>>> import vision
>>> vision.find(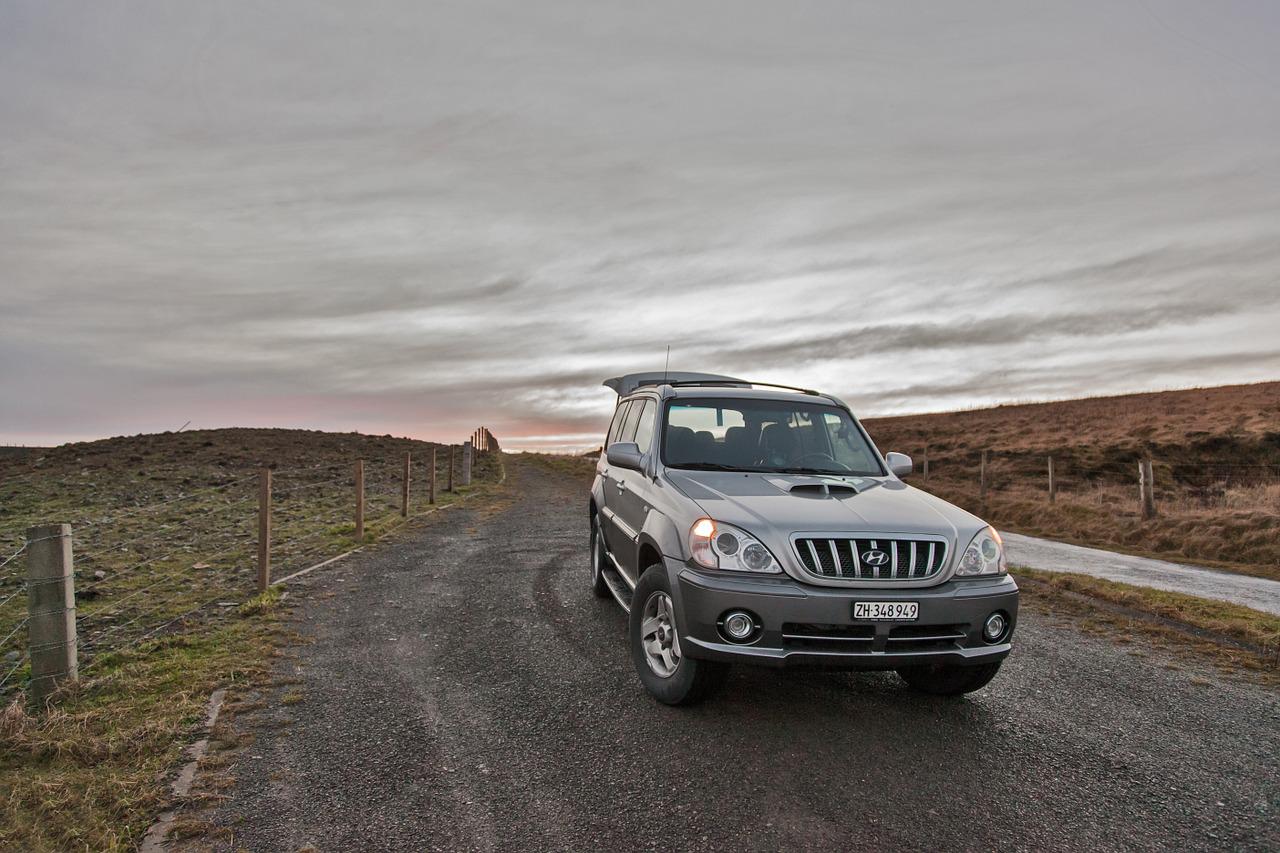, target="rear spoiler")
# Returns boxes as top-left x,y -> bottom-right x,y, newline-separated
603,371 -> 747,398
